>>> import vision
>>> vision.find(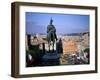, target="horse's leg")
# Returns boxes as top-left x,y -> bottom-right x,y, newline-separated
48,42 -> 50,52
52,41 -> 54,53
